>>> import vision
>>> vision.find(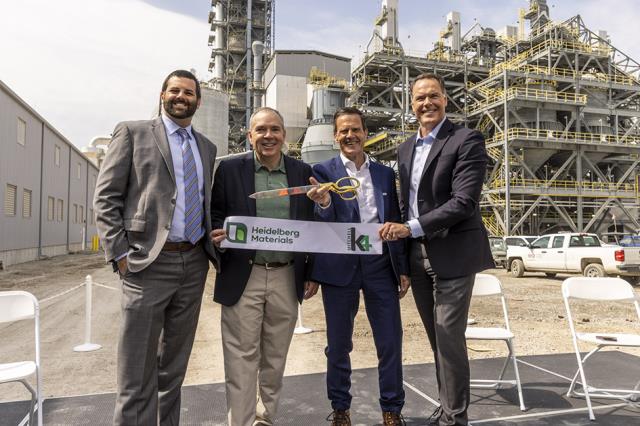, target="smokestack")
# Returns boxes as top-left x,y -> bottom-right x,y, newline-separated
252,41 -> 265,109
